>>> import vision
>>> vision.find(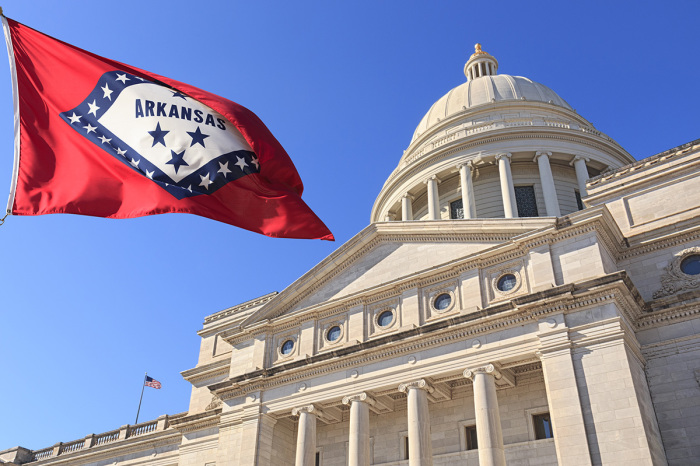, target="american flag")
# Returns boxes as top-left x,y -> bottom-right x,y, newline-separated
144,376 -> 162,389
